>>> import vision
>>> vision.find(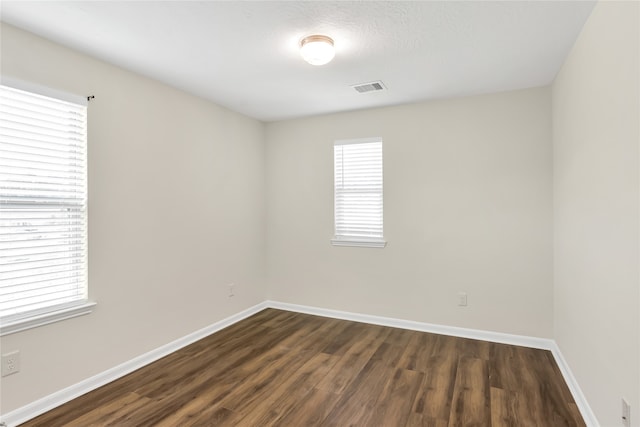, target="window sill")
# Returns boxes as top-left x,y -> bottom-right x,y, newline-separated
331,238 -> 387,248
0,301 -> 97,336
